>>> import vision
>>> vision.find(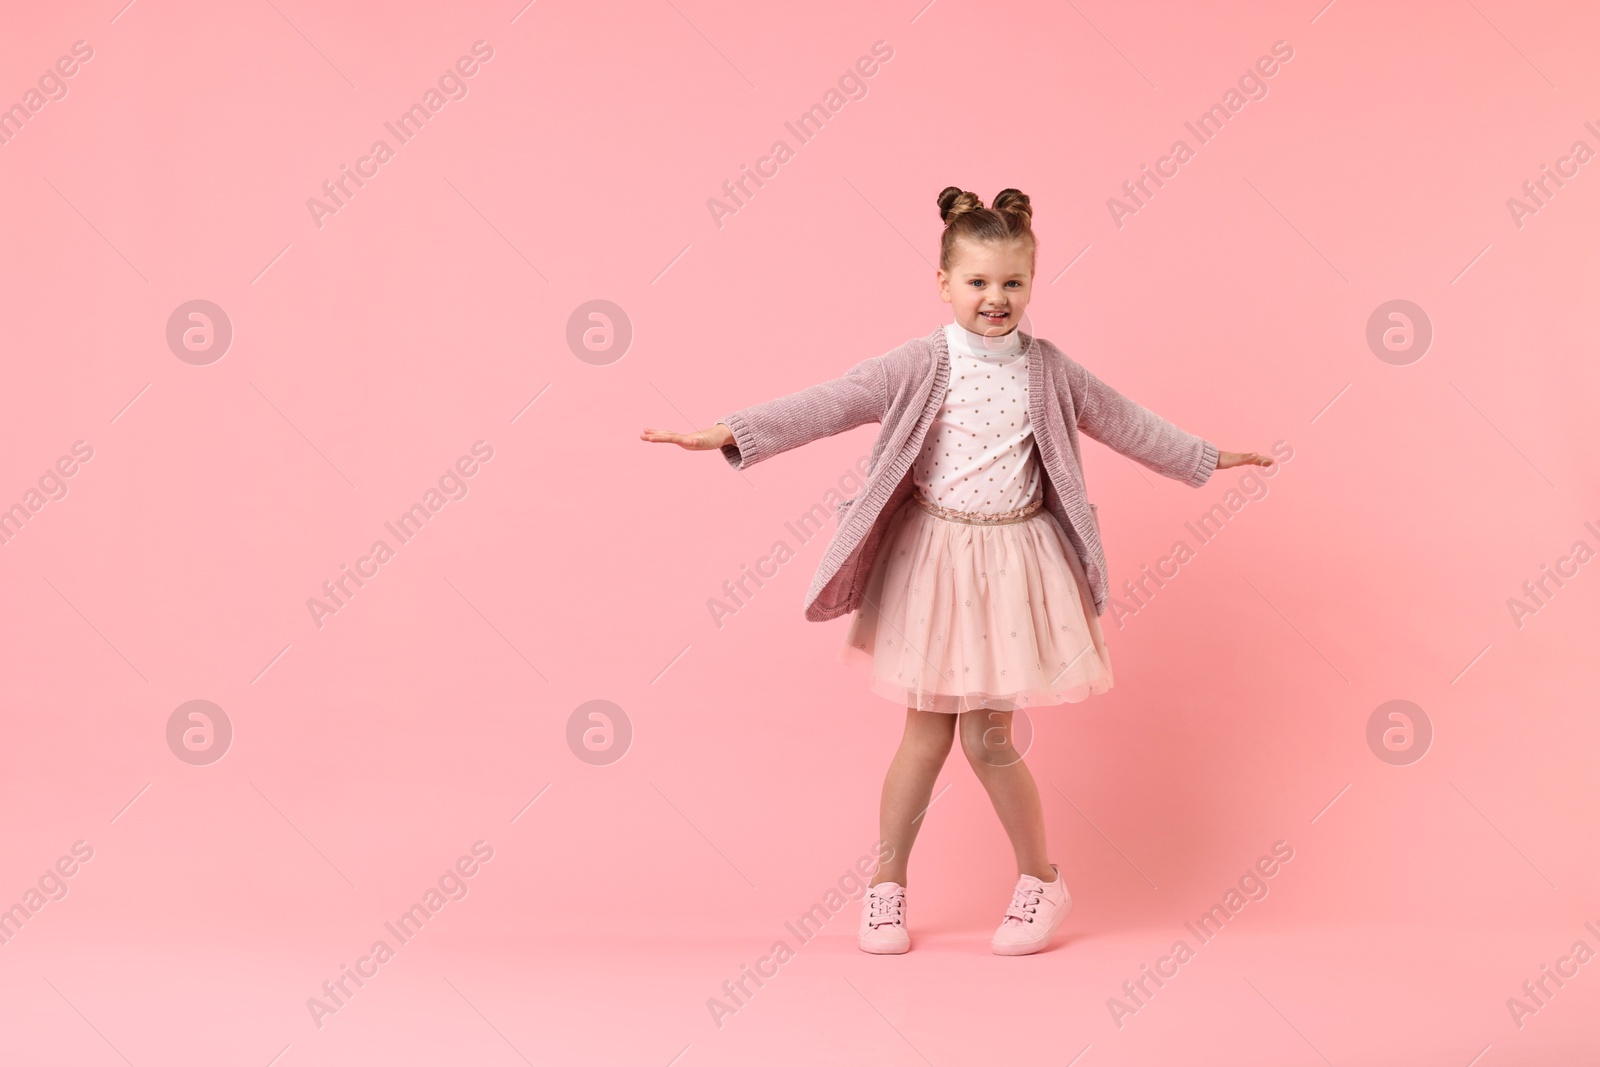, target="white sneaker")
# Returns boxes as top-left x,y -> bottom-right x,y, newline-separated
991,864 -> 1071,955
858,881 -> 910,954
